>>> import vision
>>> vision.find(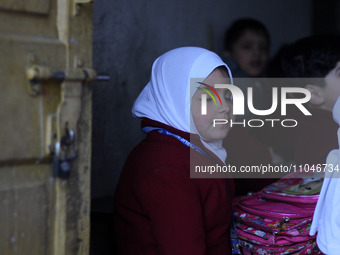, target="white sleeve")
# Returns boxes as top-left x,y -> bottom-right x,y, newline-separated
310,97 -> 340,253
